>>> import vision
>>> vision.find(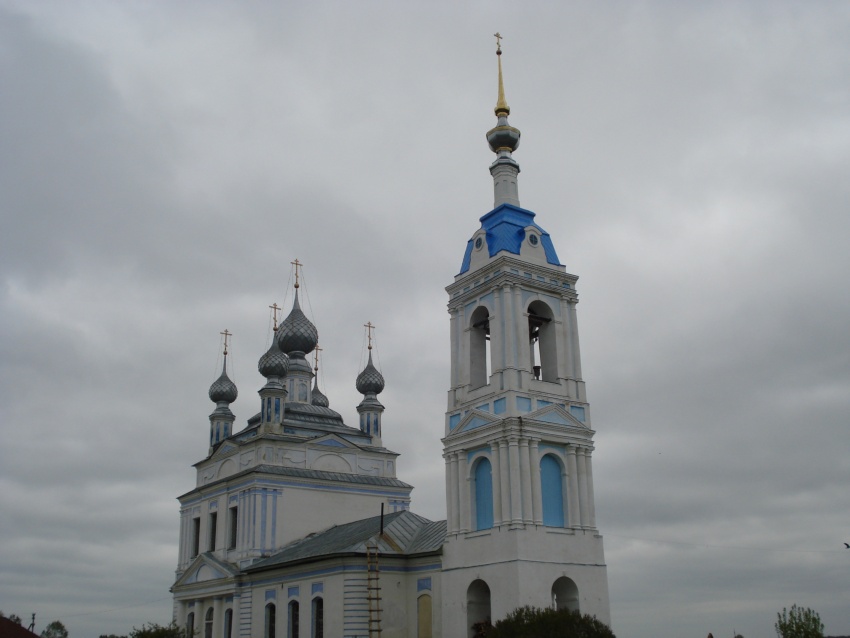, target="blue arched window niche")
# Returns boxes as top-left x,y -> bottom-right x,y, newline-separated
540,454 -> 565,527
472,457 -> 494,530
